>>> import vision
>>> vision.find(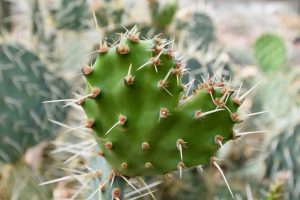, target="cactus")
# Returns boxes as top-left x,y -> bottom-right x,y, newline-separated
80,28 -> 242,178
93,0 -> 124,28
148,0 -> 178,29
253,33 -> 286,74
0,0 -> 12,32
265,124 -> 300,200
0,44 -> 69,163
188,12 -> 215,51
48,27 -> 265,200
51,0 -> 90,30
0,161 -> 50,199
